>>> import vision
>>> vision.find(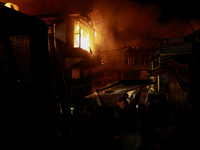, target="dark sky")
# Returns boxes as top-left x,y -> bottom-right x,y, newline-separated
2,0 -> 199,48
1,0 -> 95,15
1,0 -> 200,20
153,0 -> 200,21
93,0 -> 200,48
131,0 -> 200,21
